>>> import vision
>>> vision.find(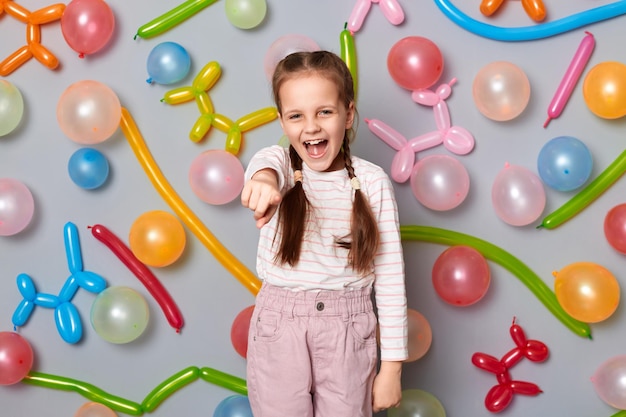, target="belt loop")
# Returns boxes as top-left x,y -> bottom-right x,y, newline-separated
341,296 -> 349,322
